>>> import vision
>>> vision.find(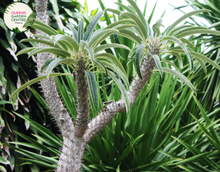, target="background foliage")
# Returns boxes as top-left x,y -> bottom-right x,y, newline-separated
0,0 -> 79,171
